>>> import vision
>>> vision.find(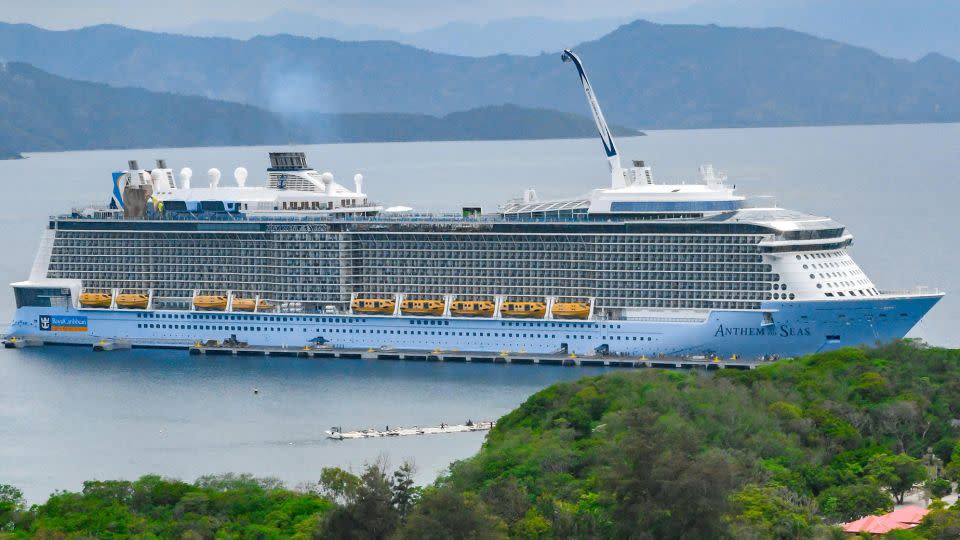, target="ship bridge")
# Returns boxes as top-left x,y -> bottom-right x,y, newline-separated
500,164 -> 744,221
